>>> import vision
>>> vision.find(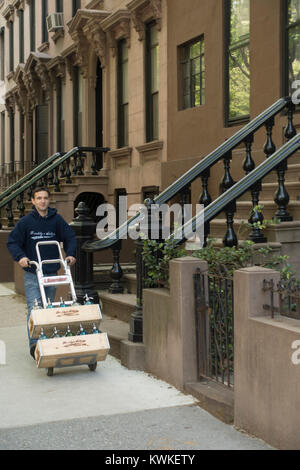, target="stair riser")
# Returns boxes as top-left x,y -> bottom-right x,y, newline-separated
99,296 -> 134,323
